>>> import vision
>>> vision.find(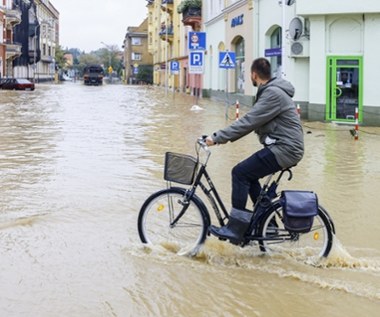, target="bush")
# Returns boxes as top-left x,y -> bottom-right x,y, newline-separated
177,0 -> 202,14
